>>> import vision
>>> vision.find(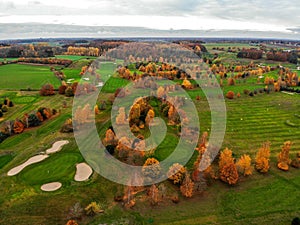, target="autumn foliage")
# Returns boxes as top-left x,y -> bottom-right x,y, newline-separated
167,163 -> 187,184
180,173 -> 194,198
236,154 -> 253,176
226,91 -> 235,99
277,141 -> 292,171
40,83 -> 55,96
219,148 -> 239,185
255,142 -> 271,173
